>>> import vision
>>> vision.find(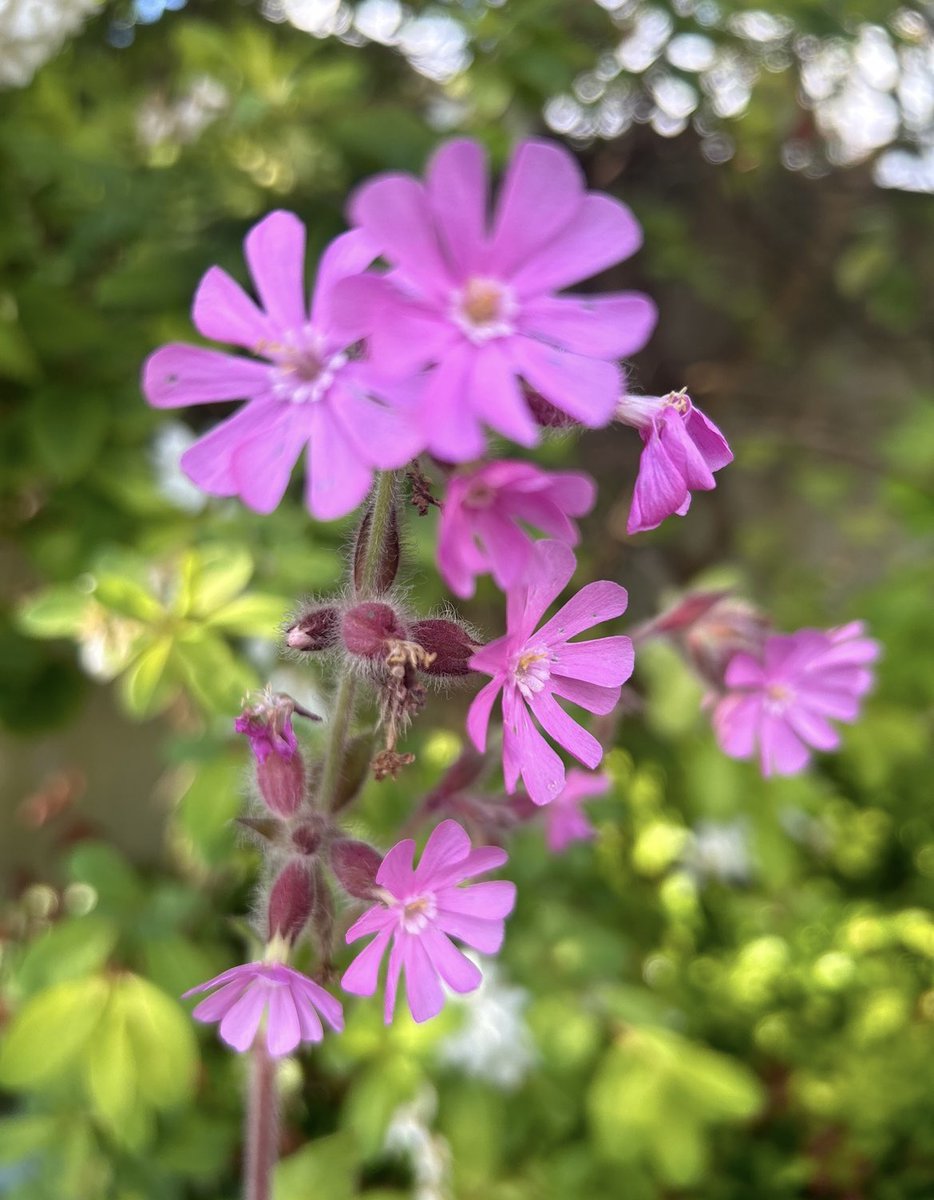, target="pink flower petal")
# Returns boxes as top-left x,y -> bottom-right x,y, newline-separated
413,820 -> 472,890
467,676 -> 504,753
384,935 -> 404,1023
142,344 -> 272,408
627,426 -> 690,534
489,139 -> 585,277
419,342 -> 487,462
550,675 -> 621,715
402,935 -> 445,1023
266,983 -> 301,1057
786,704 -> 841,752
508,336 -> 621,428
232,410 -> 309,515
180,400 -> 280,497
345,905 -> 394,943
470,342 -> 539,448
537,580 -> 629,644
426,138 -> 489,277
332,278 -> 456,378
244,210 -> 308,334
723,653 -> 766,689
312,228 -> 378,333
519,292 -> 657,359
550,636 -> 634,687
685,406 -> 733,473
436,880 -> 517,921
341,925 -> 393,995
292,975 -> 344,1032
510,194 -> 643,295
759,714 -> 811,777
293,990 -> 325,1043
420,926 -> 483,994
434,910 -> 507,954
506,700 -> 566,805
426,846 -> 509,891
349,173 -> 453,298
190,978 -> 249,1022
305,406 -> 374,521
508,539 -> 577,642
376,838 -> 416,897
713,693 -> 760,759
192,266 -> 275,350
528,689 -> 603,770
218,981 -> 267,1053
